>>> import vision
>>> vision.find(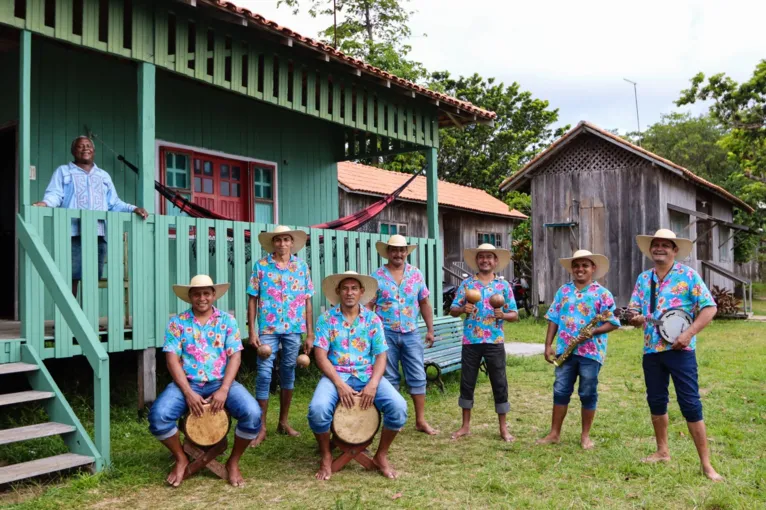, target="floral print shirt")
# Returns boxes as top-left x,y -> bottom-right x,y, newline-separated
545,282 -> 621,364
628,263 -> 715,354
162,307 -> 243,383
451,275 -> 517,344
372,263 -> 430,333
313,305 -> 388,382
246,254 -> 315,334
